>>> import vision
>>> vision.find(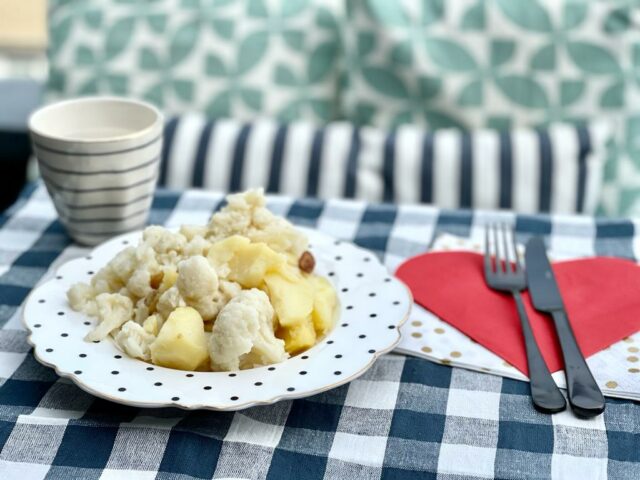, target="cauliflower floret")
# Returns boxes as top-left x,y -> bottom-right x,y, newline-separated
124,245 -> 161,298
220,280 -> 242,299
90,269 -> 118,295
91,248 -> 135,294
177,256 -> 218,298
209,289 -> 288,371
106,247 -> 138,284
67,283 -> 97,316
135,244 -> 161,269
176,256 -> 241,321
177,256 -> 219,321
183,235 -> 211,257
209,280 -> 242,319
155,286 -> 186,320
143,314 -> 162,336
85,293 -> 133,342
138,226 -> 185,266
180,224 -> 208,241
114,320 -> 156,360
90,245 -> 159,298
207,189 -> 308,258
157,250 -> 182,267
118,288 -> 140,303
126,268 -> 152,299
143,226 -> 186,255
133,298 -> 149,324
